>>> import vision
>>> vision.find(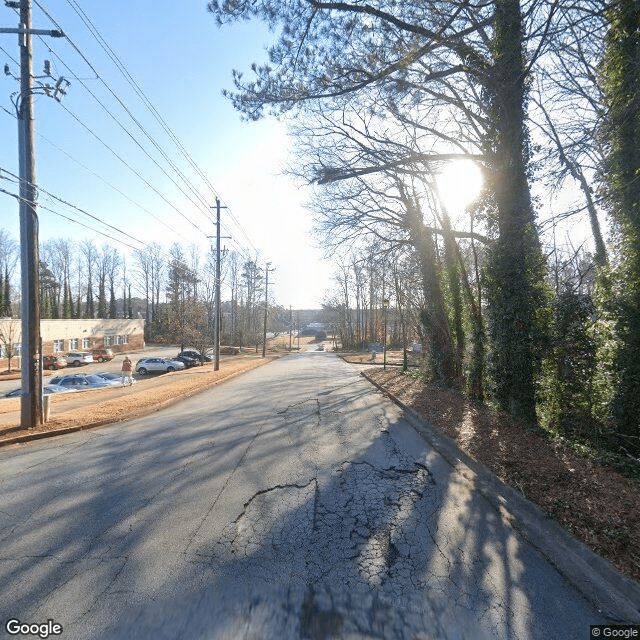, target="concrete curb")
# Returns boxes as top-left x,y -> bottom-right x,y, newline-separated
0,358 -> 275,449
362,370 -> 640,625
